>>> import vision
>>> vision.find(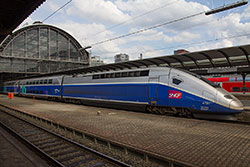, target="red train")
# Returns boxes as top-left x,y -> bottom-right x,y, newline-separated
207,76 -> 250,93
